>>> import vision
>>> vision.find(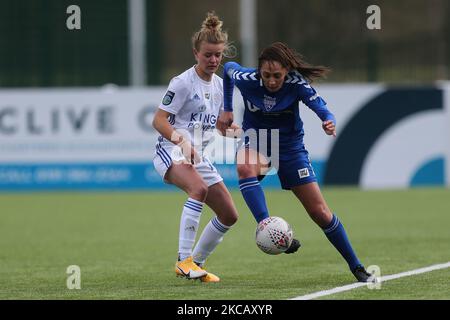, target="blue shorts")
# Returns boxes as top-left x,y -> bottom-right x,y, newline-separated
259,149 -> 317,190
240,132 -> 317,190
